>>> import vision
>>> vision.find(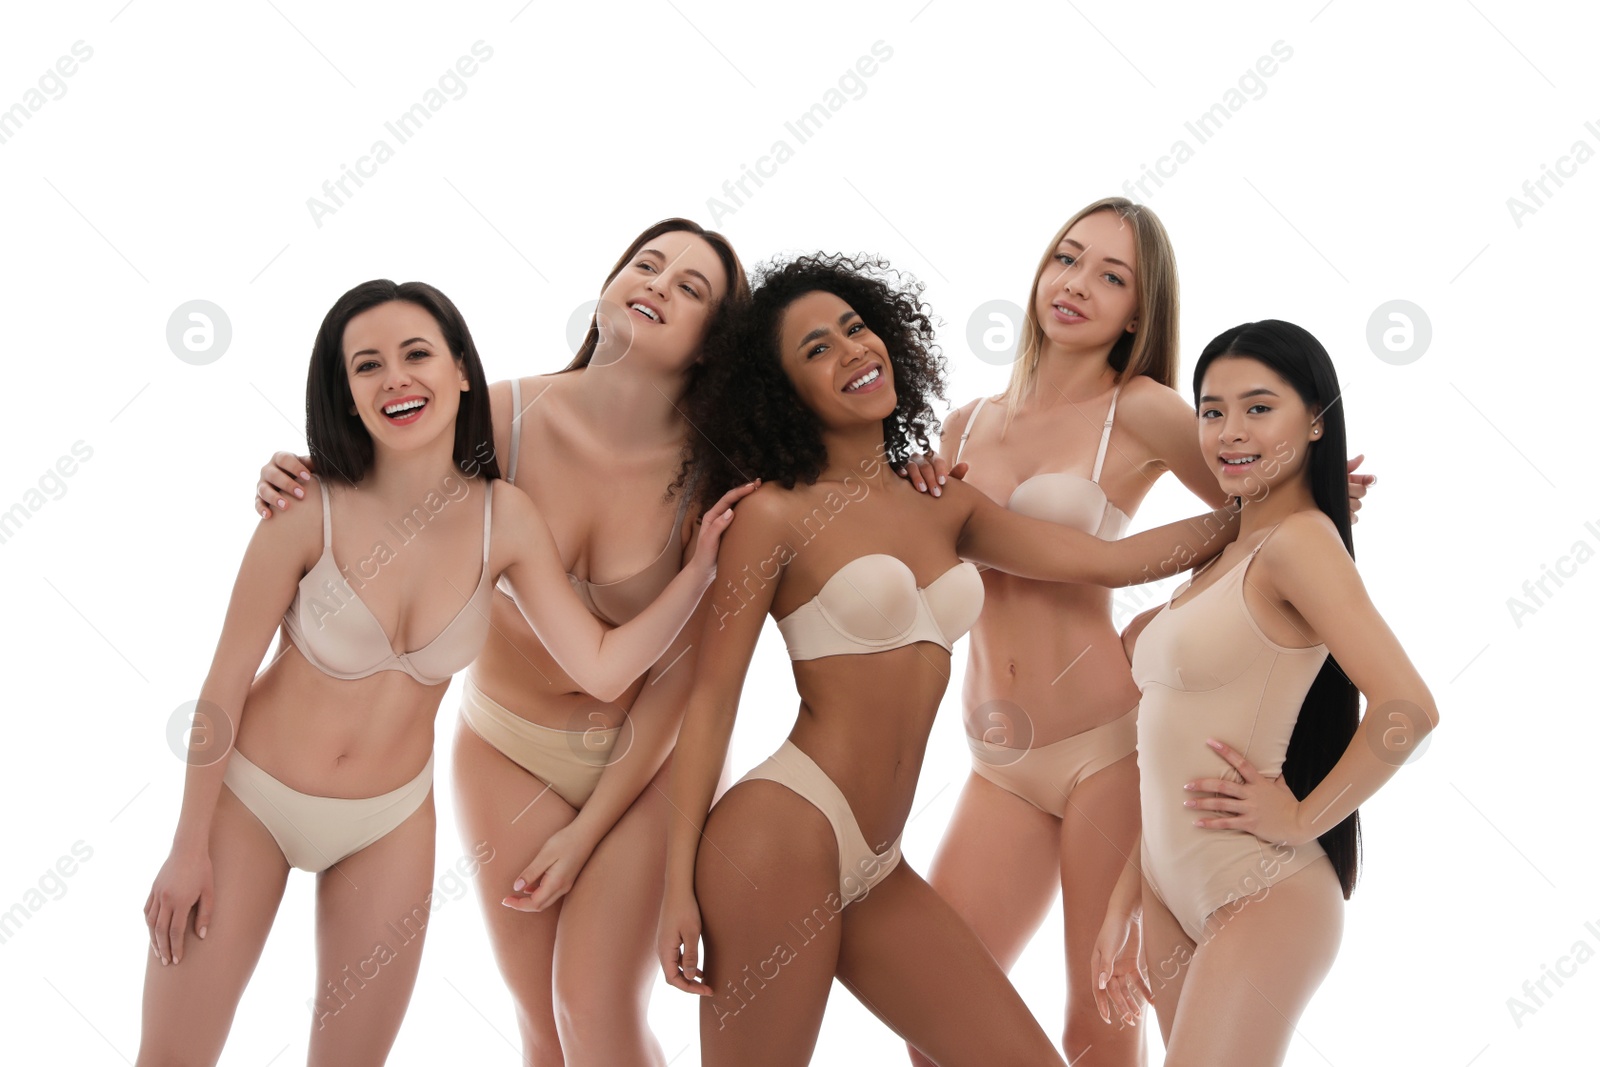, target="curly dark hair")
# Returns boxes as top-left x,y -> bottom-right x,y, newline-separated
676,252 -> 947,512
